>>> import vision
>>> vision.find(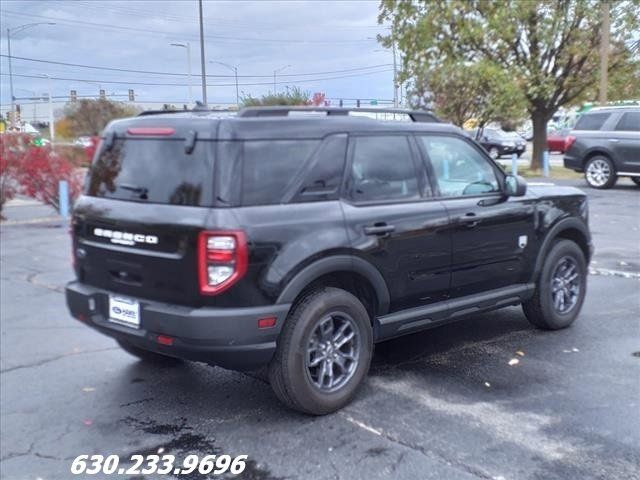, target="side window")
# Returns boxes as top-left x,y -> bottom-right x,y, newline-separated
292,135 -> 347,203
347,136 -> 419,202
614,112 -> 640,132
242,140 -> 319,205
419,135 -> 500,197
574,112 -> 610,131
